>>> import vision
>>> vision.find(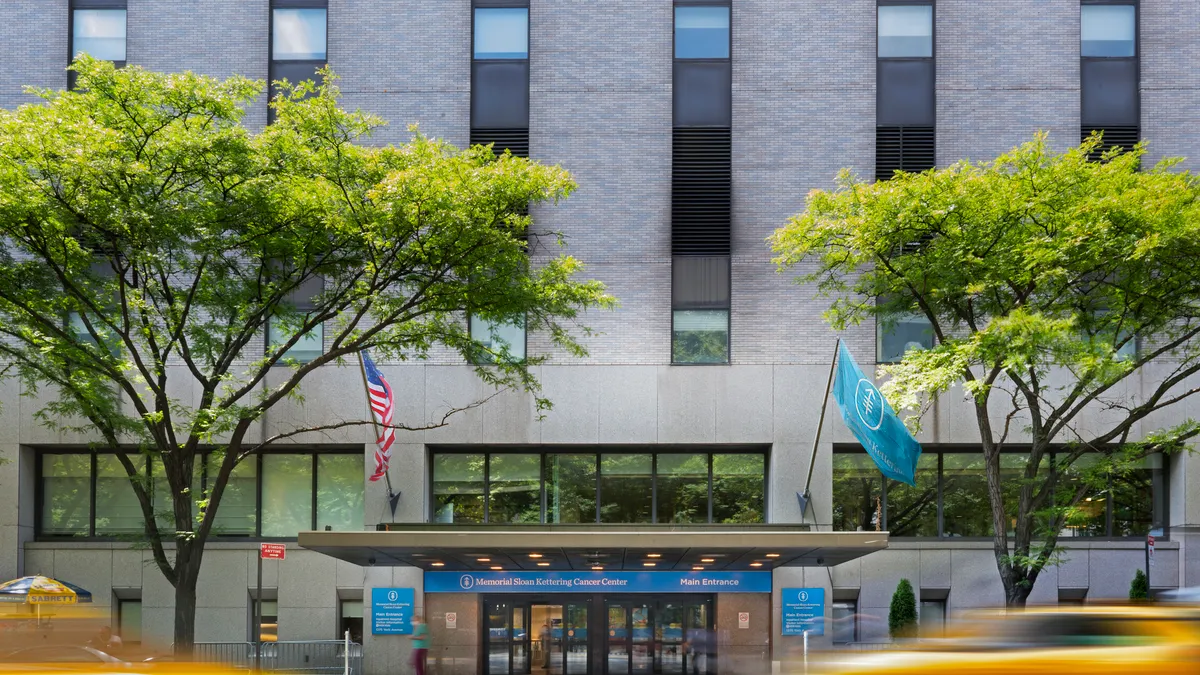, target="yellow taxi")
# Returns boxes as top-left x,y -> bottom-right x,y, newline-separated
810,605 -> 1200,675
